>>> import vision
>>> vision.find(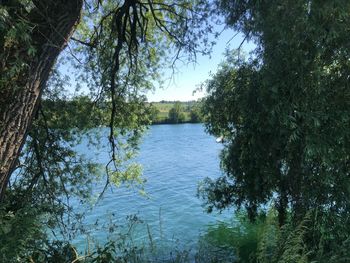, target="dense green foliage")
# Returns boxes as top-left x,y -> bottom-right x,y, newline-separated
168,102 -> 186,124
189,102 -> 204,123
3,0 -> 350,261
38,99 -> 204,126
0,0 -> 214,261
199,208 -> 309,263
199,0 -> 350,261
